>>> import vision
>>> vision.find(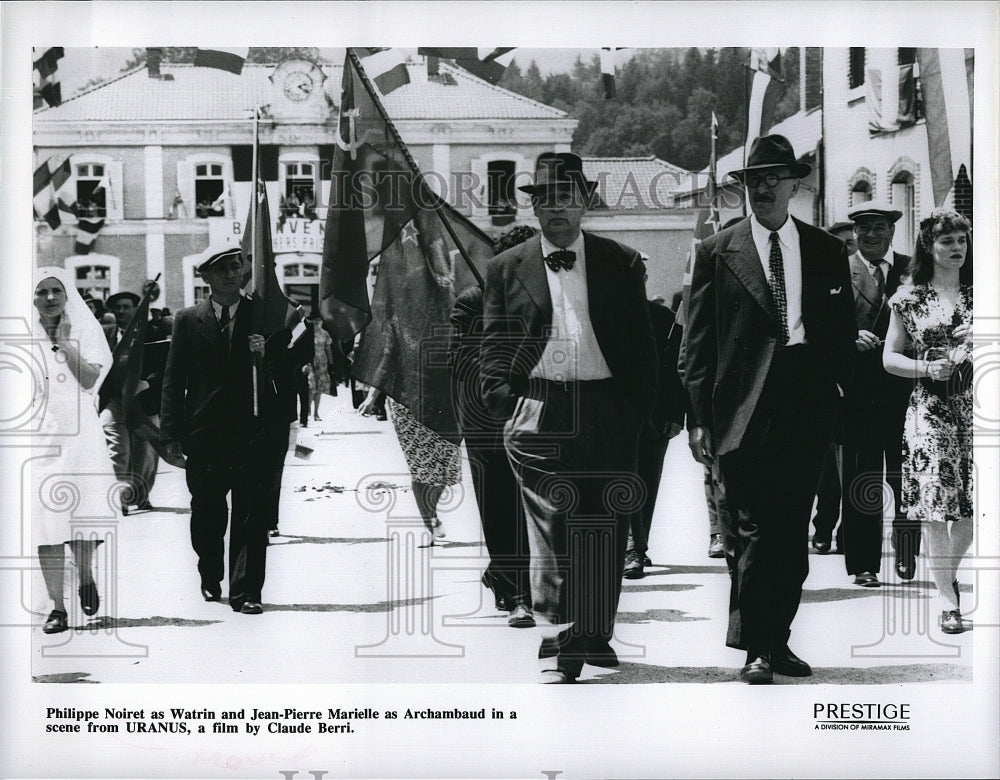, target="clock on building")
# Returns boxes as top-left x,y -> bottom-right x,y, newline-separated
271,59 -> 326,105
